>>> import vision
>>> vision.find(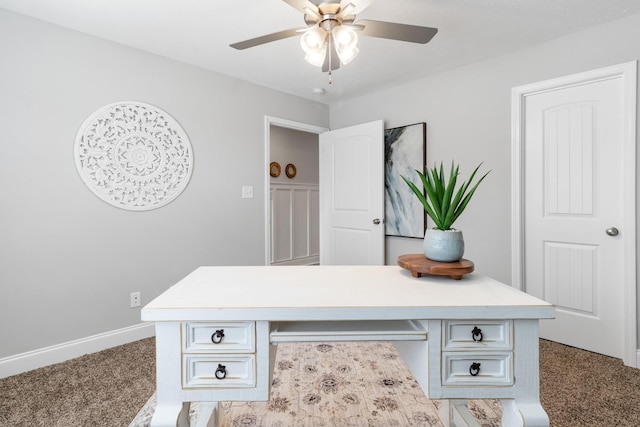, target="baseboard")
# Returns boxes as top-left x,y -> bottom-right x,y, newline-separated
636,349 -> 640,368
0,322 -> 155,379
